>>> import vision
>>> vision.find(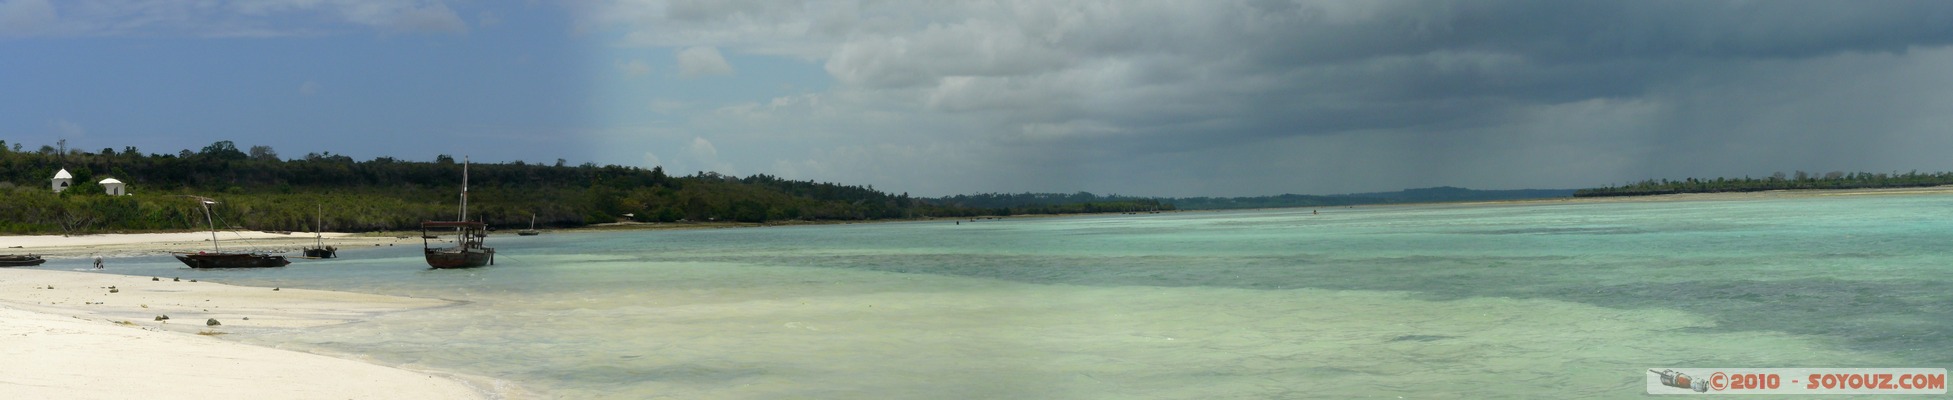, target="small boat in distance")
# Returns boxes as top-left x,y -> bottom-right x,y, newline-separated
518,214 -> 541,236
423,156 -> 494,269
172,195 -> 290,268
0,254 -> 47,267
303,204 -> 337,259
